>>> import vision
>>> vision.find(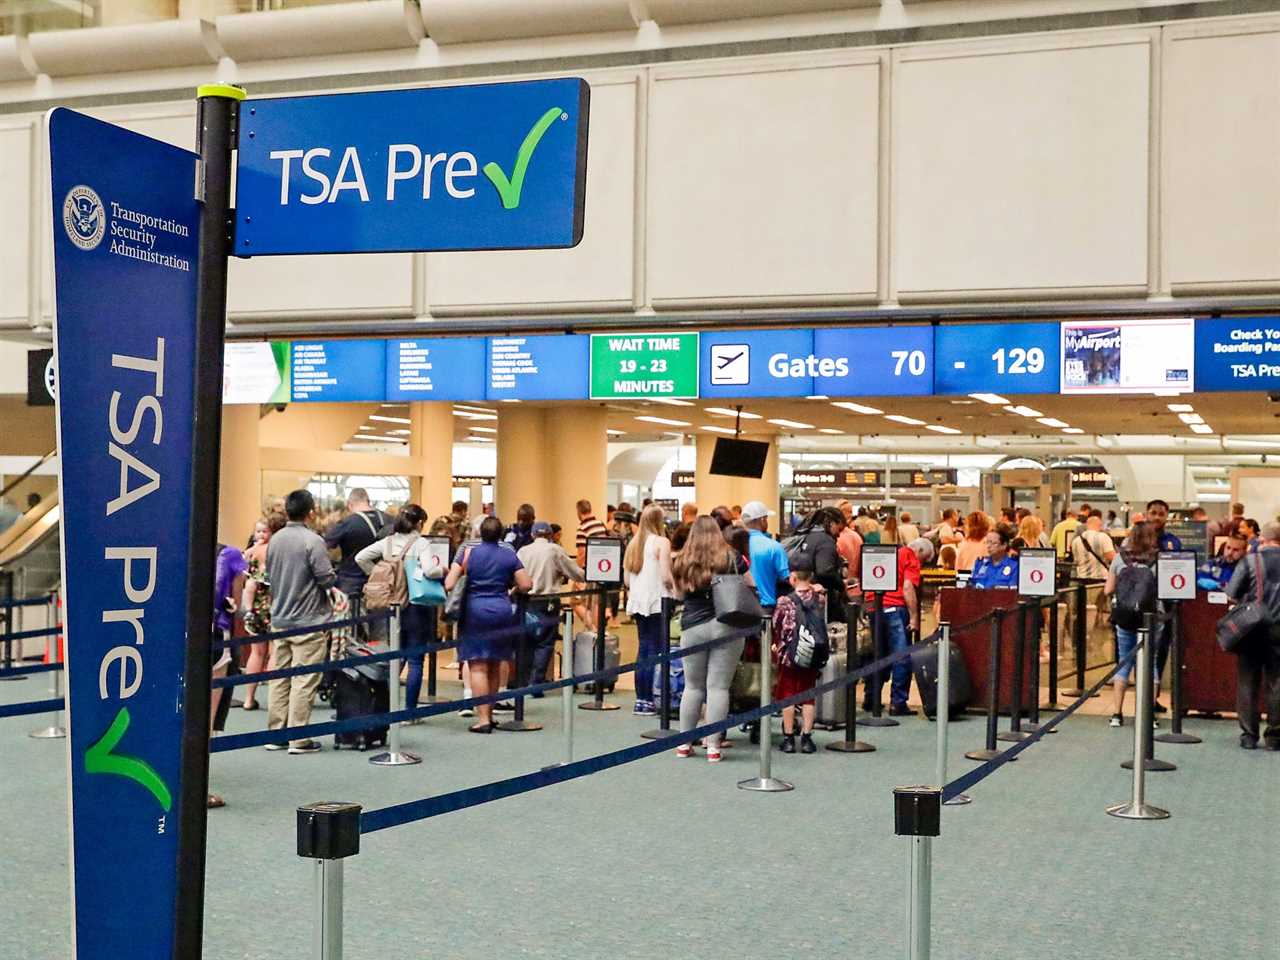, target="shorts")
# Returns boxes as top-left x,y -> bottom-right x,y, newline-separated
1114,626 -> 1157,684
774,663 -> 820,705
